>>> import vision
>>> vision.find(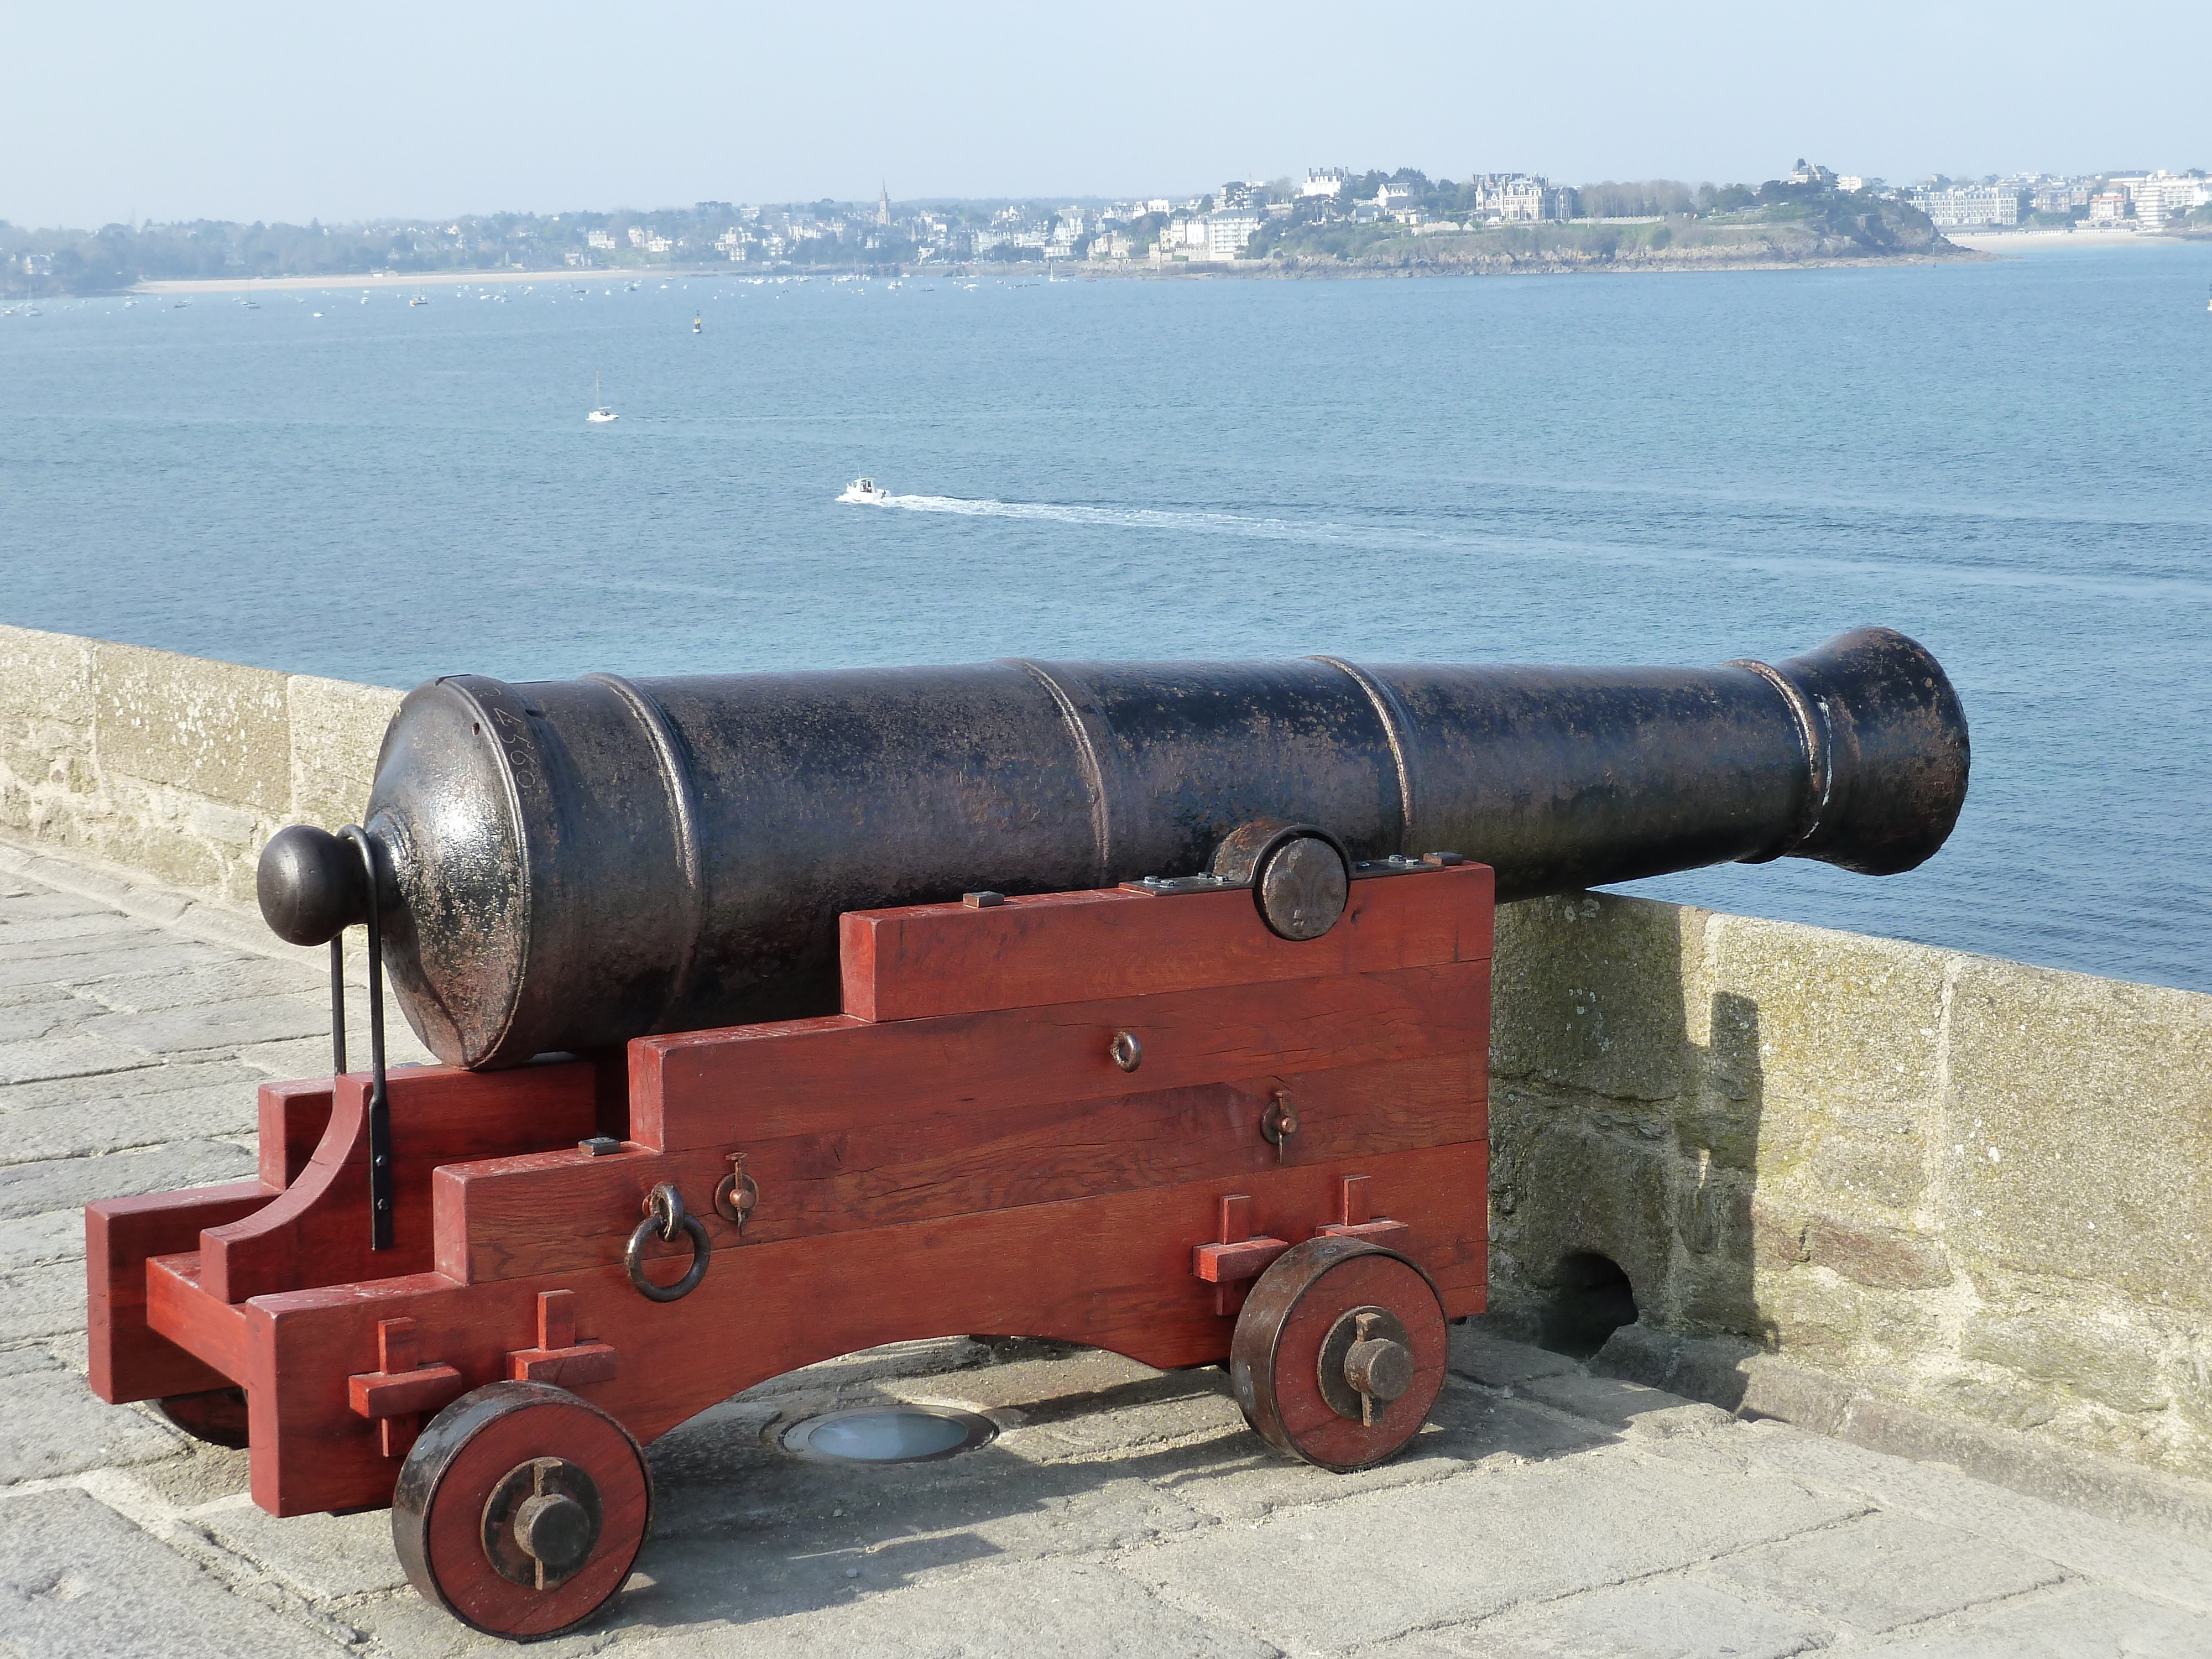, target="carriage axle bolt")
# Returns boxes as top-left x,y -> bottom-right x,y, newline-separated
1344,1311 -> 1415,1425
514,1490 -> 593,1573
